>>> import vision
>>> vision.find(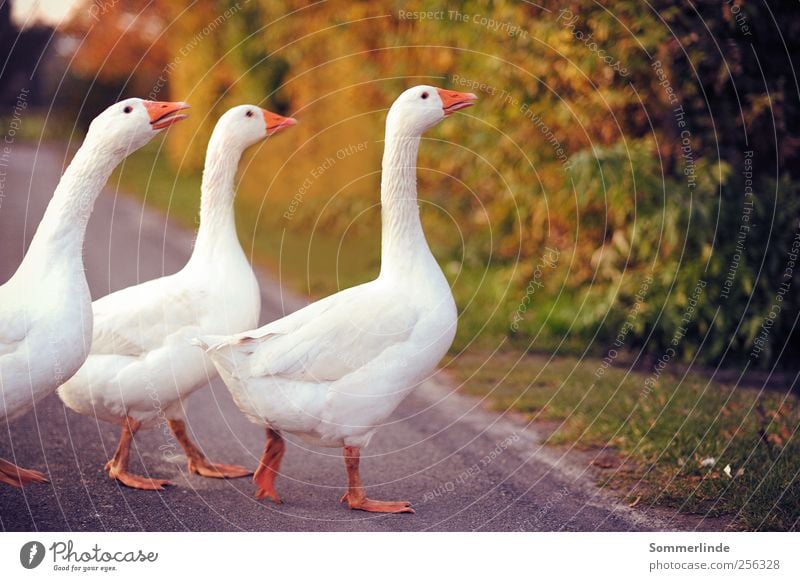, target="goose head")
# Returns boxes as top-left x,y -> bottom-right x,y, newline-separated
386,85 -> 477,136
87,98 -> 190,156
212,105 -> 297,152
